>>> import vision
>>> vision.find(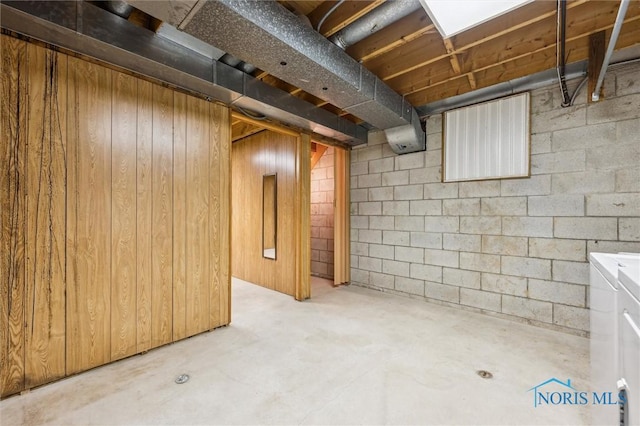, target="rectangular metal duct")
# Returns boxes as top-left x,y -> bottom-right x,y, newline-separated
131,0 -> 425,154
1,1 -> 368,146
